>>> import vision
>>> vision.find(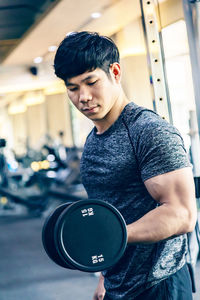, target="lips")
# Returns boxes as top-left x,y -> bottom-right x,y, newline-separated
82,105 -> 98,112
